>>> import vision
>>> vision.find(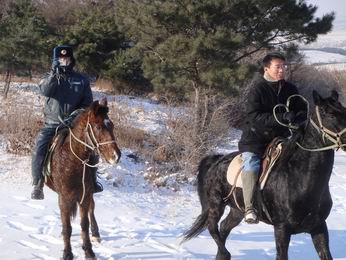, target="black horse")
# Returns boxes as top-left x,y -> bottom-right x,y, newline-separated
183,90 -> 346,260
